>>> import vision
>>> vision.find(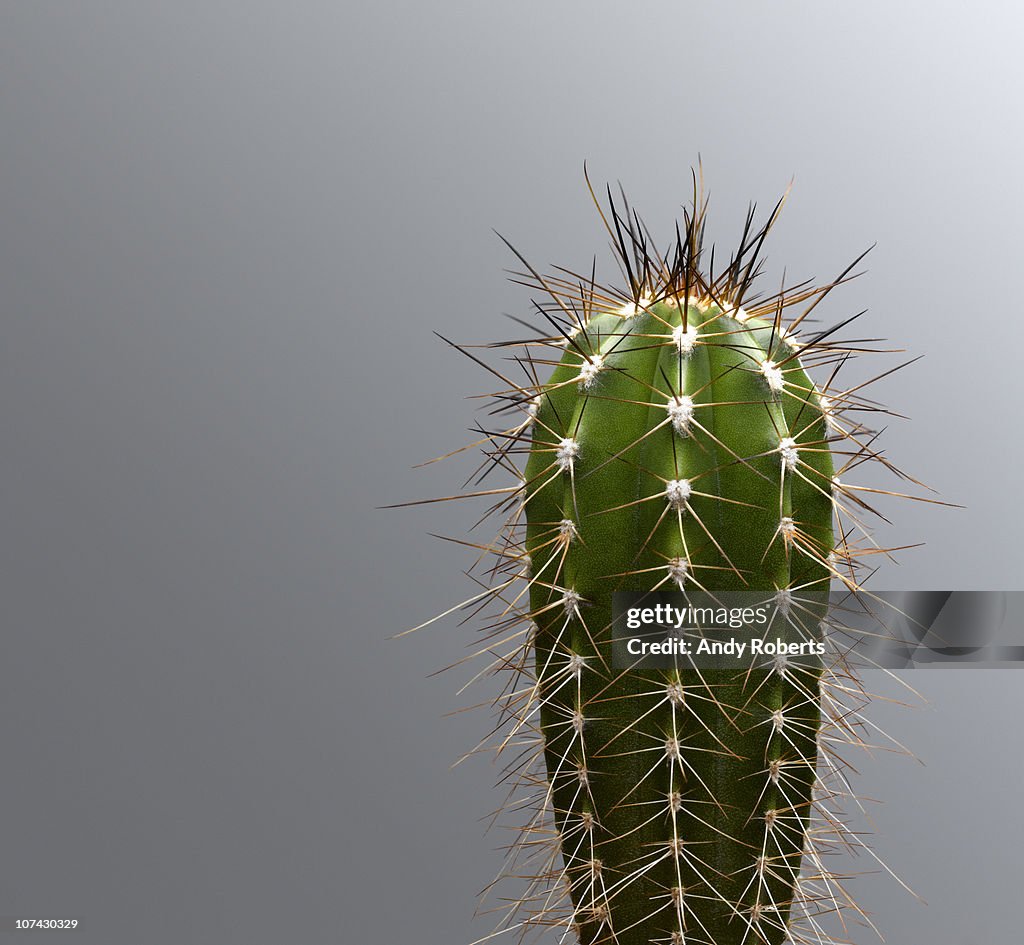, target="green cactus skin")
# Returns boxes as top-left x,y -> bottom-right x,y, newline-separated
524,296 -> 833,945
405,176 -> 926,945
